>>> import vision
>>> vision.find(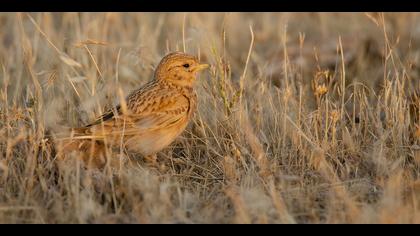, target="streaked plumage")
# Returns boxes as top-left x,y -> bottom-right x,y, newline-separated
61,52 -> 208,166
